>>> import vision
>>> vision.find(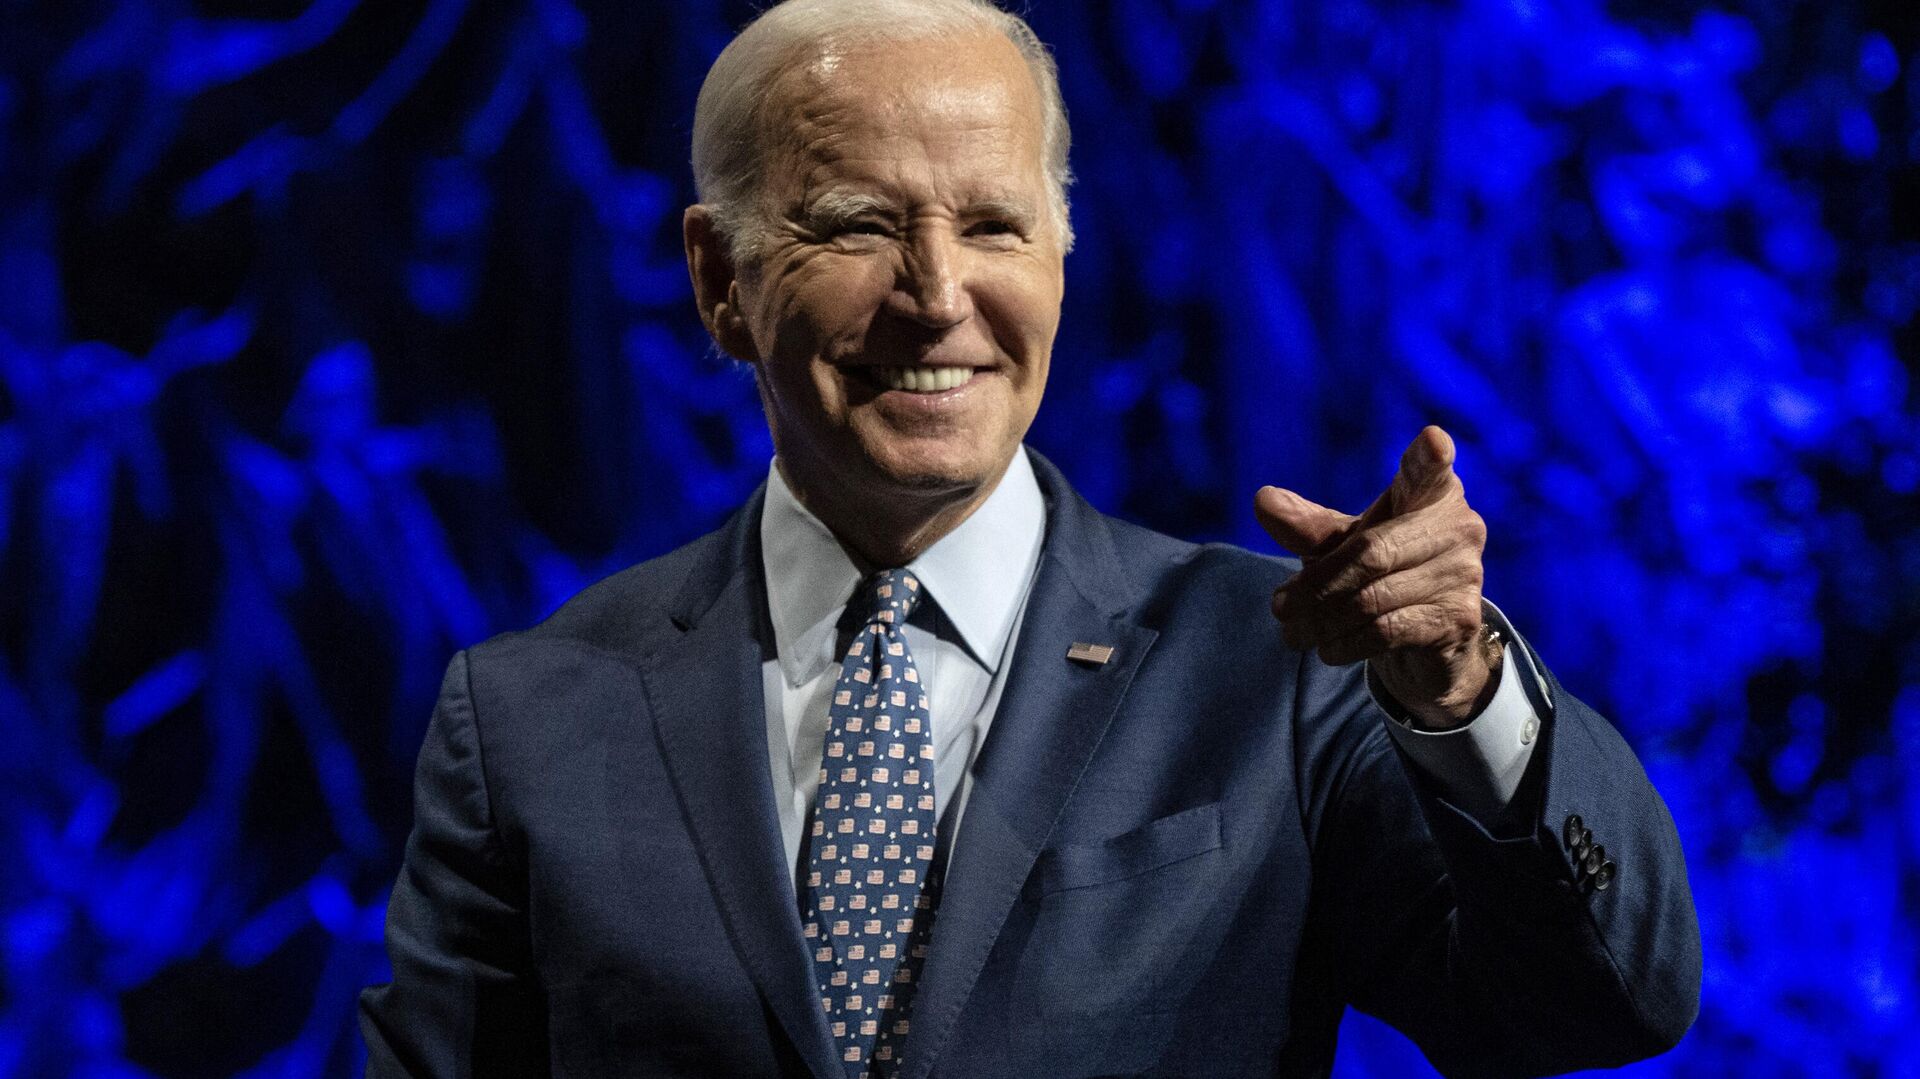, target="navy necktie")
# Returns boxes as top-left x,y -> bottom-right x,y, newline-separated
801,569 -> 941,1077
